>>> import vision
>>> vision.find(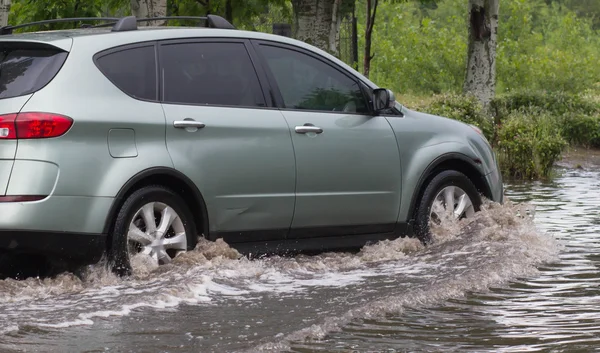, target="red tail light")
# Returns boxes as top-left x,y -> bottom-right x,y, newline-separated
0,112 -> 73,140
